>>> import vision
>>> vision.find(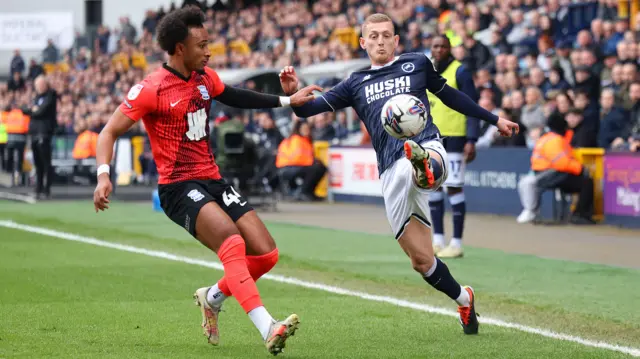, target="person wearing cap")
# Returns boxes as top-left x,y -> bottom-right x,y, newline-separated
517,111 -> 595,225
